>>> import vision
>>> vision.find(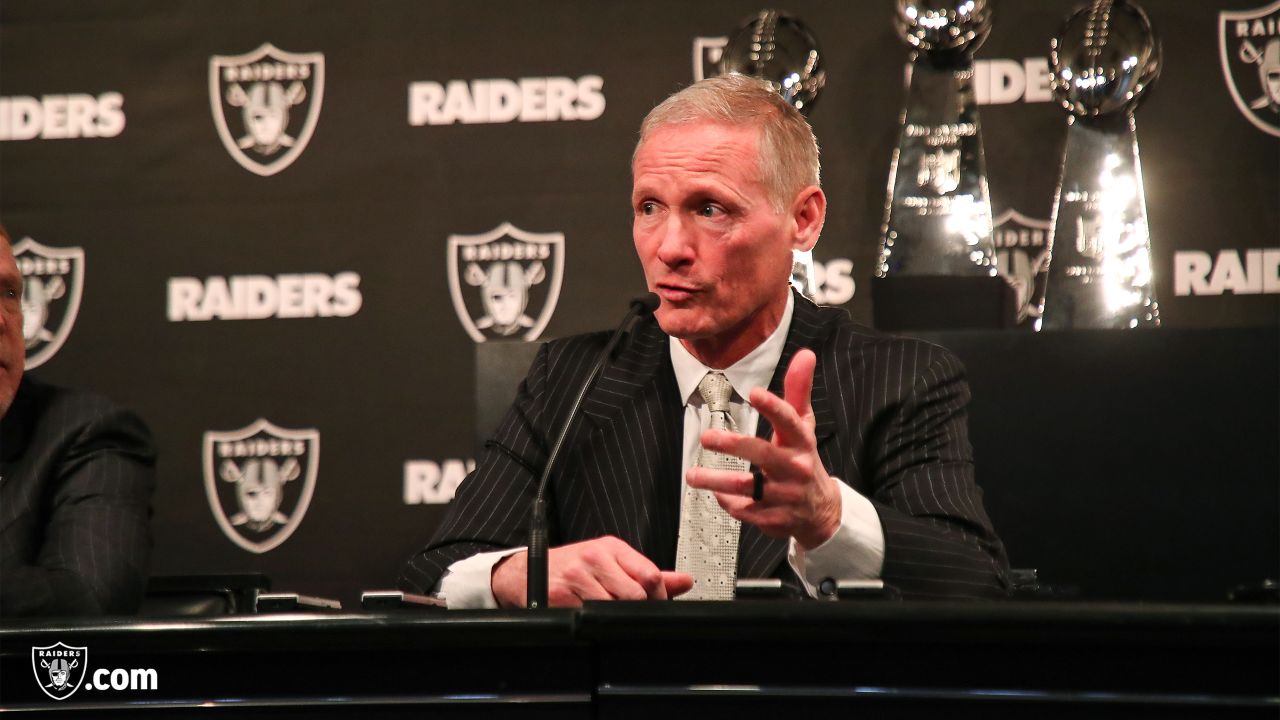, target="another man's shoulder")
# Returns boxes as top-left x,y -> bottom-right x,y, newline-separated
16,375 -> 132,421
7,377 -> 156,460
